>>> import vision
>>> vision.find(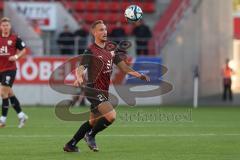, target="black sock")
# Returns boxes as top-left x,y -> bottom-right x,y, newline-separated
9,96 -> 22,114
89,117 -> 112,137
67,121 -> 92,146
2,98 -> 9,117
